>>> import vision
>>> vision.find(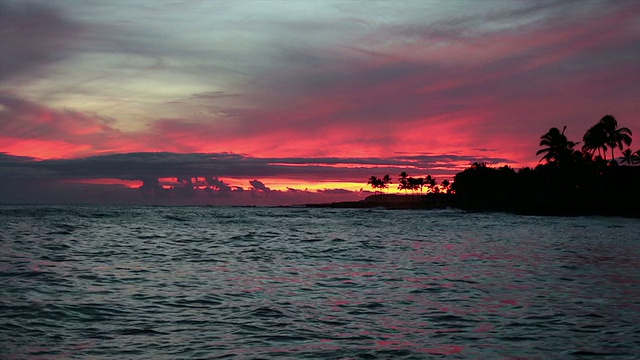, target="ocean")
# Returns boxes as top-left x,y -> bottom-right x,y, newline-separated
1,205 -> 639,359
